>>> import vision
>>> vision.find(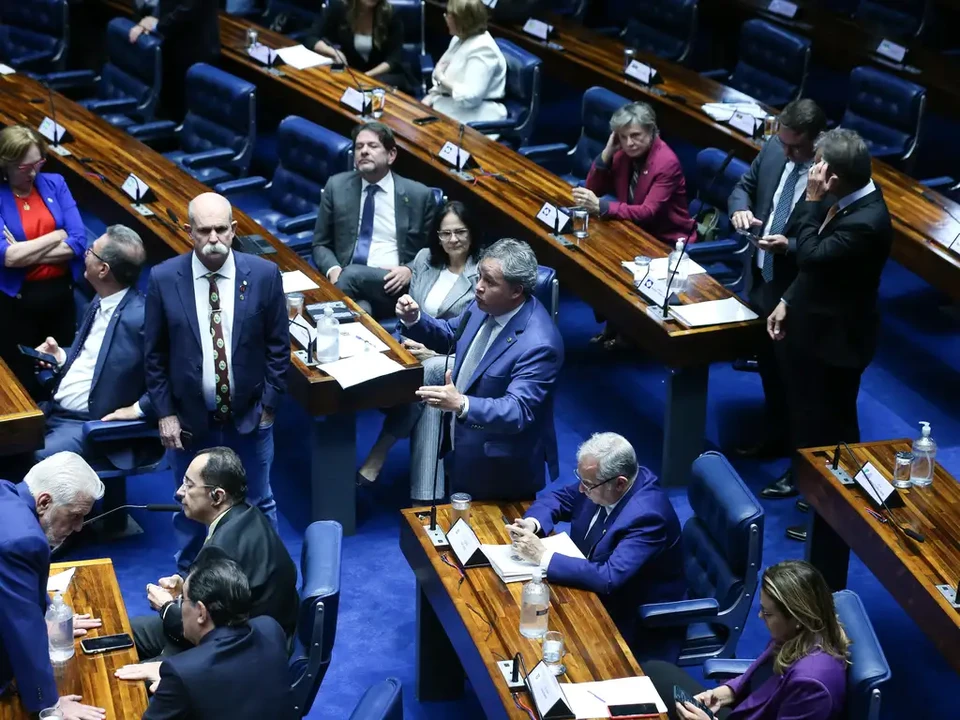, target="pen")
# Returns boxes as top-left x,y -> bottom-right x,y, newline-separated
587,689 -> 606,703
864,507 -> 888,523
